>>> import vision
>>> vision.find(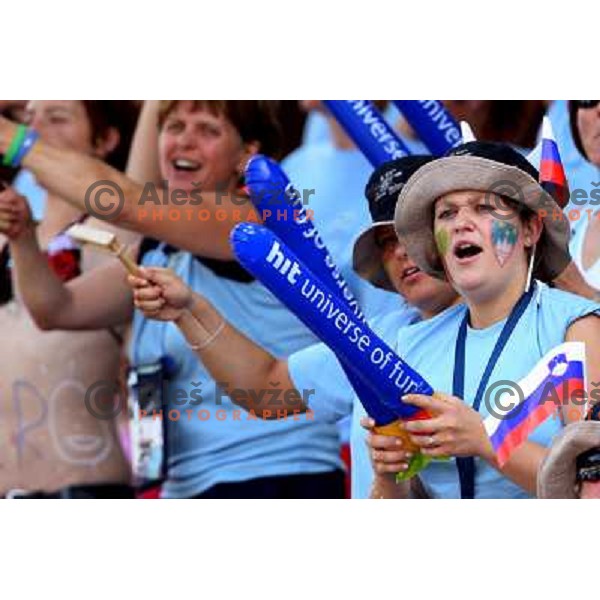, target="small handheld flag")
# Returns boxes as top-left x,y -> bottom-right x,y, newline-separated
484,342 -> 586,466
539,116 -> 569,208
